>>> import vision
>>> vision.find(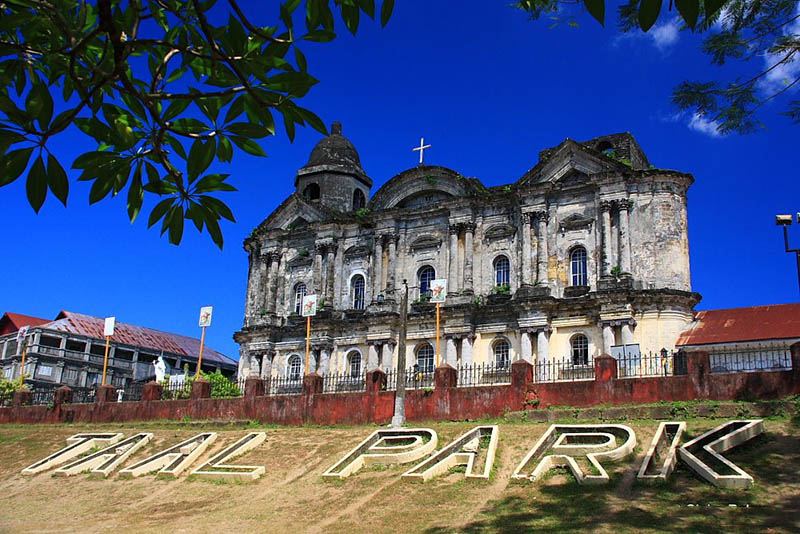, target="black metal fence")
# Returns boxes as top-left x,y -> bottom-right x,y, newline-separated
709,344 -> 793,374
268,375 -> 302,396
384,367 -> 435,390
617,351 -> 677,379
457,362 -> 512,387
532,358 -> 595,383
30,386 -> 56,406
322,371 -> 367,393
